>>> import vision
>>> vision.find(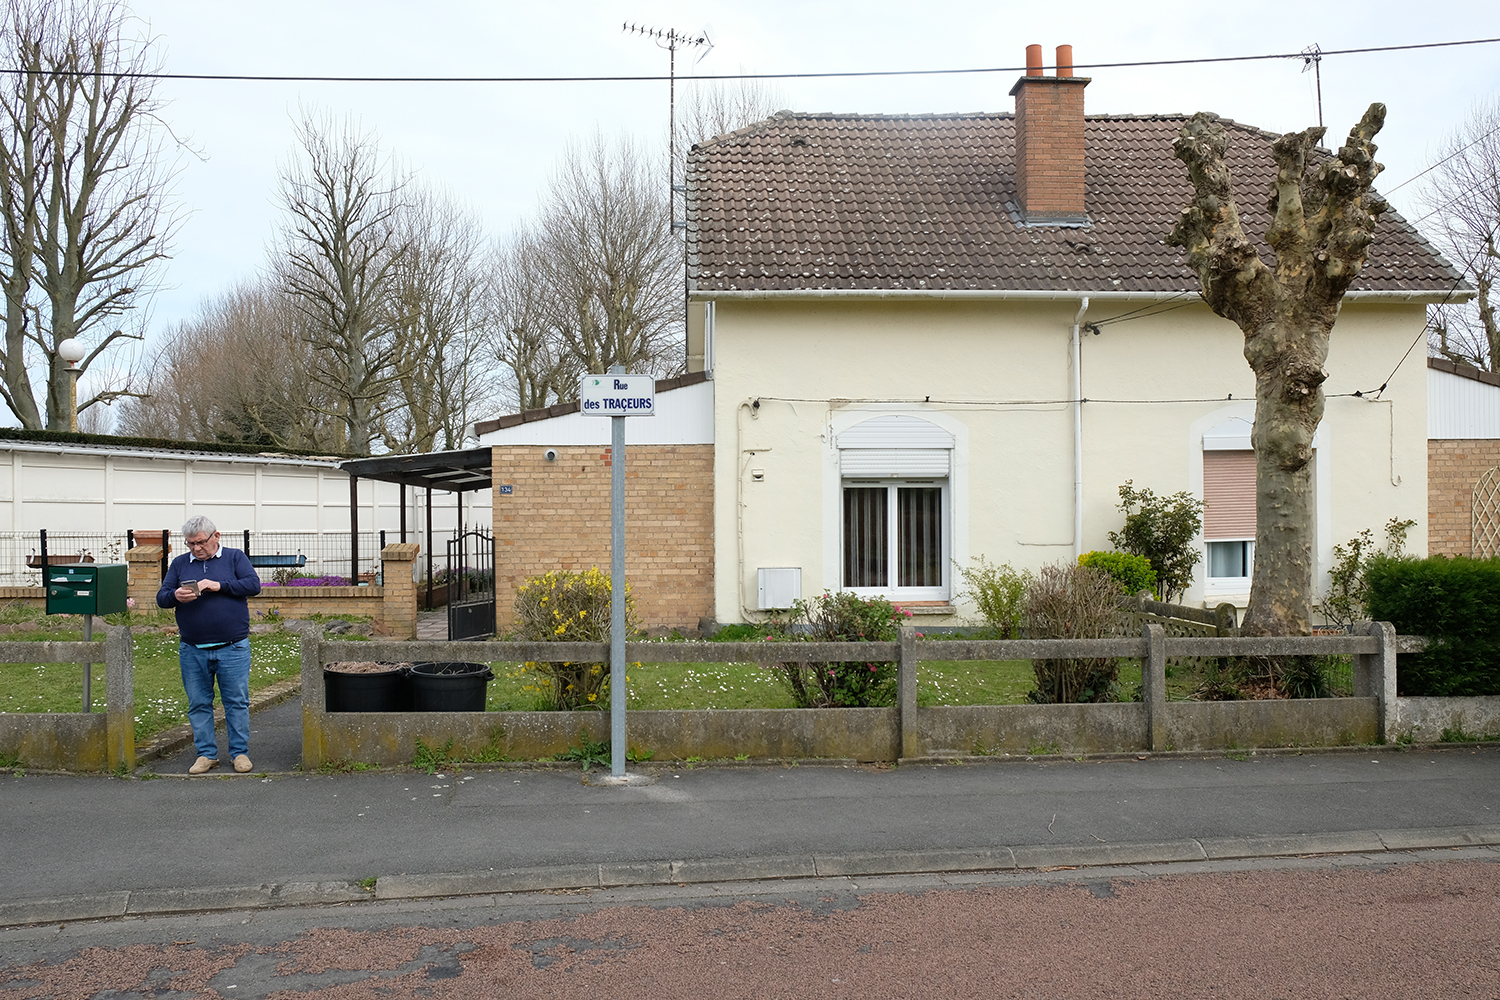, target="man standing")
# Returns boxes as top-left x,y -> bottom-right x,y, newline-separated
157,515 -> 262,774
